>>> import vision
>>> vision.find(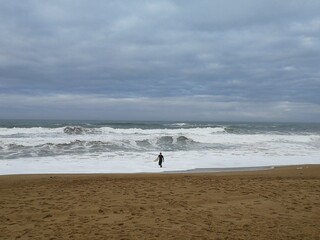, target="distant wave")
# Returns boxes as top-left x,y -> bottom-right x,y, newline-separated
167,122 -> 227,129
169,123 -> 188,127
